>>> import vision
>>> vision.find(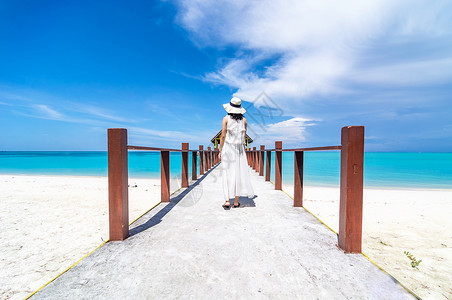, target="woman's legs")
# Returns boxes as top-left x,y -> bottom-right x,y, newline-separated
233,196 -> 239,206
